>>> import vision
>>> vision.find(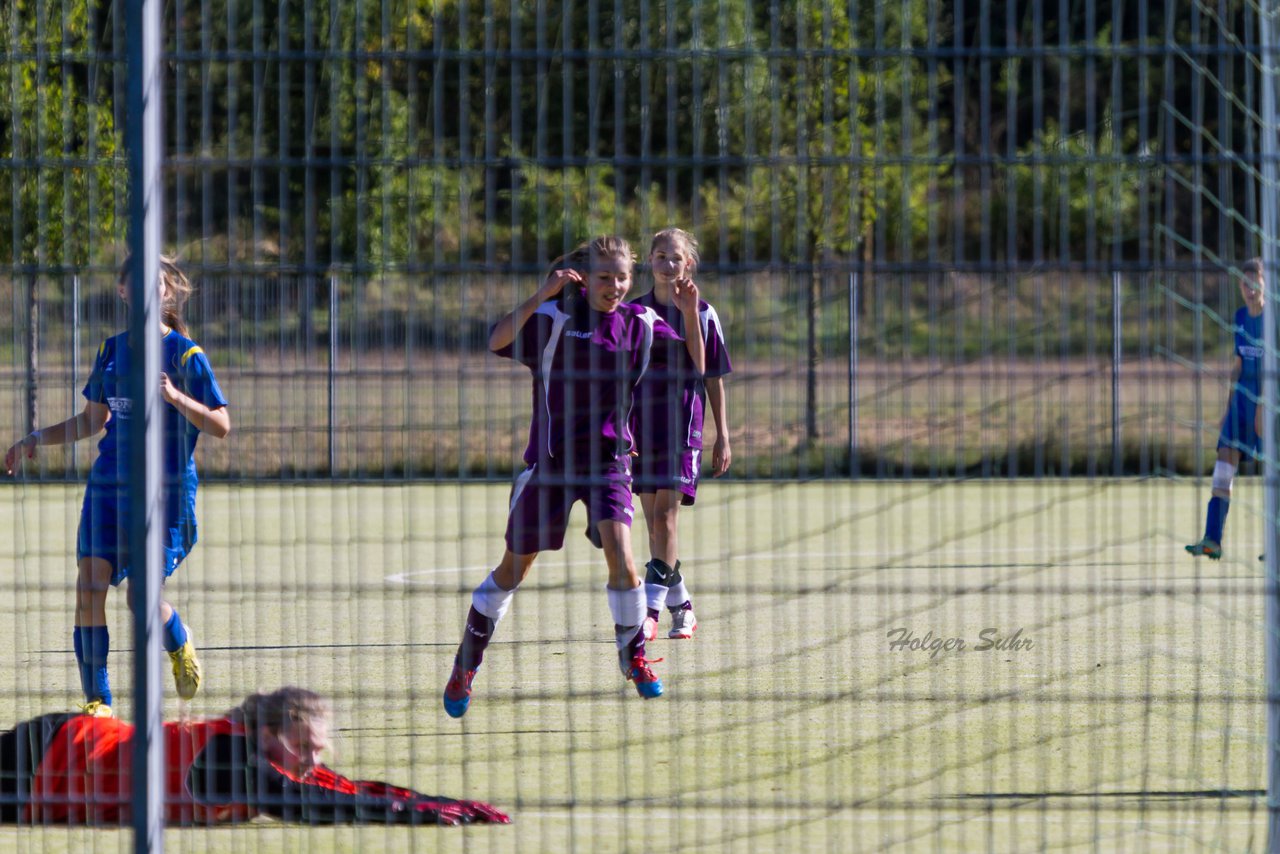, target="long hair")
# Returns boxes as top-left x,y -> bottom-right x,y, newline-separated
649,227 -> 699,274
547,243 -> 593,309
118,254 -> 194,336
228,686 -> 331,738
548,244 -> 592,276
